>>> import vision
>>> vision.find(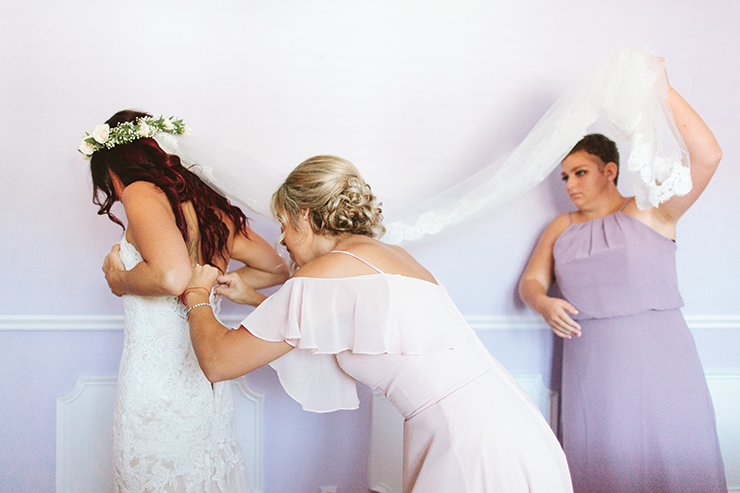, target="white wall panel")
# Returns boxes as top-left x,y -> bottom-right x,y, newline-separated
56,377 -> 265,493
